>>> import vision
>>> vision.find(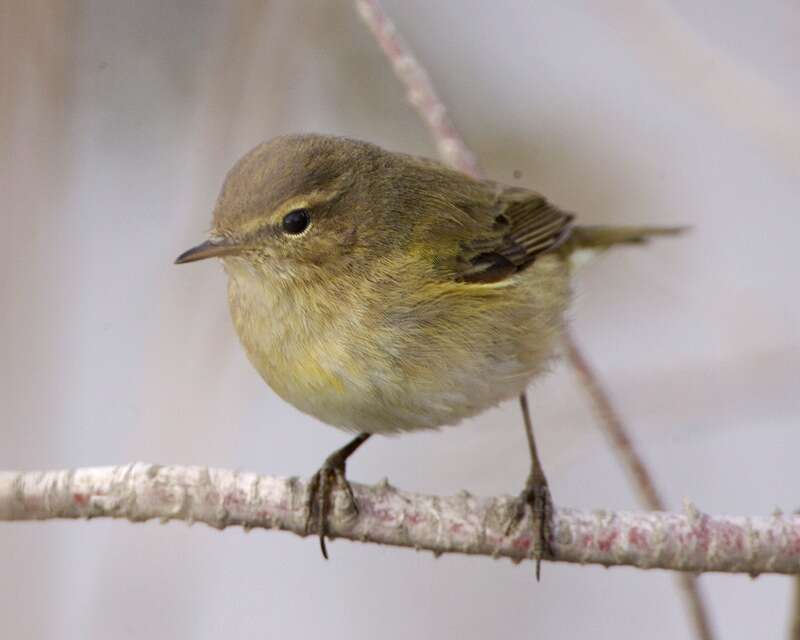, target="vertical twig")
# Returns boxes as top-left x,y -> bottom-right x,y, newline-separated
561,332 -> 664,508
563,331 -> 714,640
790,576 -> 800,640
355,0 -> 482,179
355,2 -> 716,638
